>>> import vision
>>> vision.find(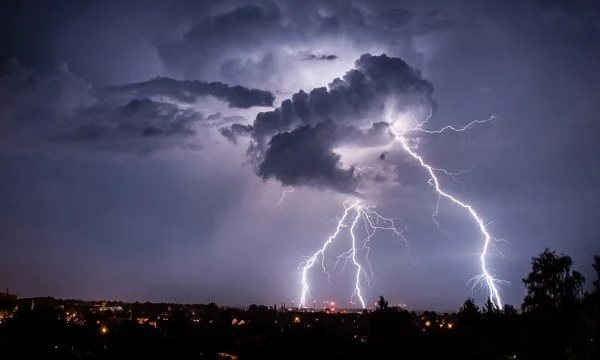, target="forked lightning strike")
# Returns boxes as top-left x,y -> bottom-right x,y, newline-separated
299,200 -> 408,309
298,114 -> 507,310
397,115 -> 507,309
348,204 -> 366,309
298,200 -> 360,308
